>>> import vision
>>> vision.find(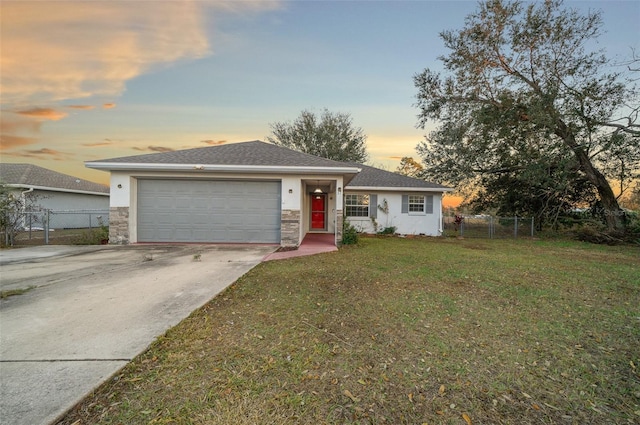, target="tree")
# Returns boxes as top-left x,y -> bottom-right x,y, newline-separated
396,157 -> 425,178
414,0 -> 639,231
0,183 -> 42,246
267,109 -> 369,163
